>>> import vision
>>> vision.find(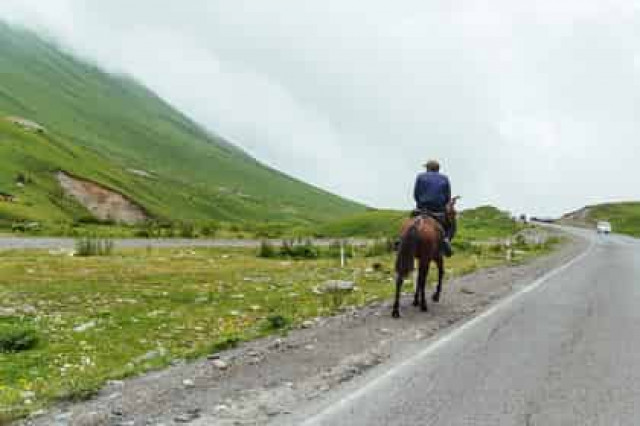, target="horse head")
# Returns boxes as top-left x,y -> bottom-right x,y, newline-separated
447,196 -> 461,219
